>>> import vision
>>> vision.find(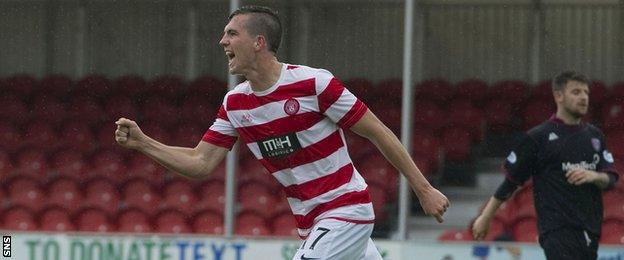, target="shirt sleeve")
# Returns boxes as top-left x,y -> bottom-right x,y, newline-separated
494,134 -> 538,200
597,133 -> 619,189
315,70 -> 368,129
201,104 -> 238,150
